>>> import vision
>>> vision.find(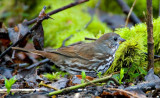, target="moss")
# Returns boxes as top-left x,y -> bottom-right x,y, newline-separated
106,17 -> 160,75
